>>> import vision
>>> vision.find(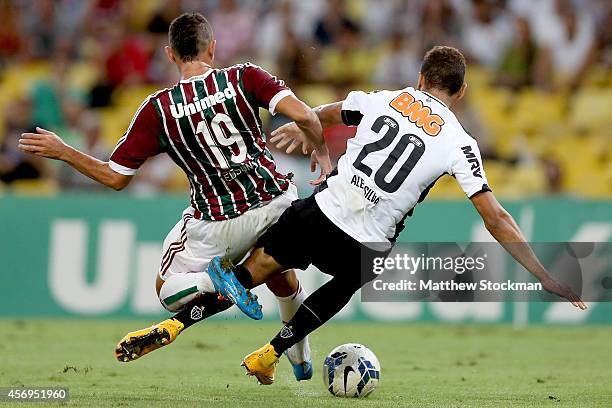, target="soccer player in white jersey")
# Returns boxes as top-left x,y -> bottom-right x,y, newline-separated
201,46 -> 586,385
18,12 -> 331,380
